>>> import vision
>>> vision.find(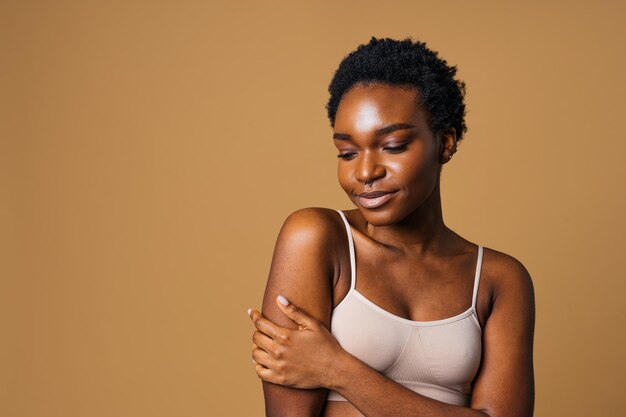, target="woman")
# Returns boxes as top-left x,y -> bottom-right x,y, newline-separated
248,37 -> 535,417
